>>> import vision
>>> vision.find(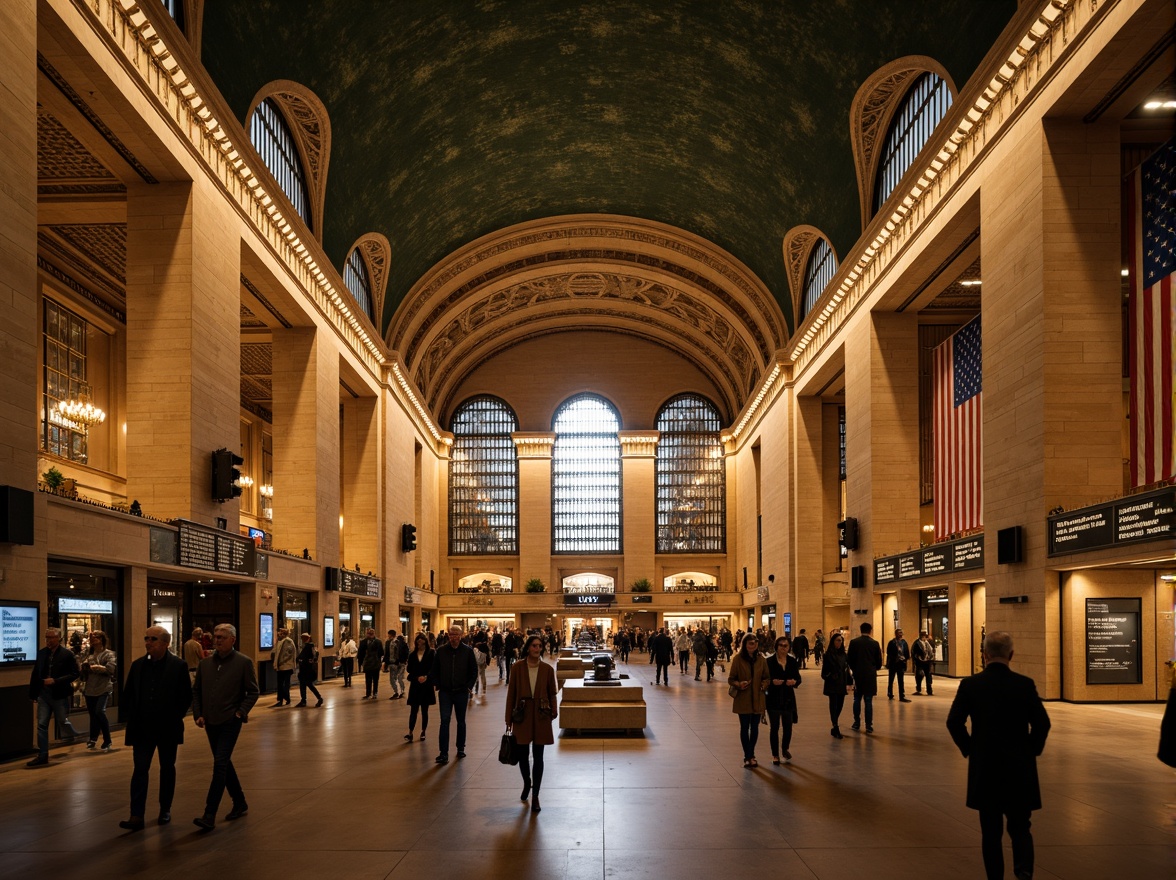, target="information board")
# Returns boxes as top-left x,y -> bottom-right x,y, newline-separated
0,603 -> 40,665
1085,598 -> 1141,685
874,534 -> 985,585
176,521 -> 261,578
1049,488 -> 1174,556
